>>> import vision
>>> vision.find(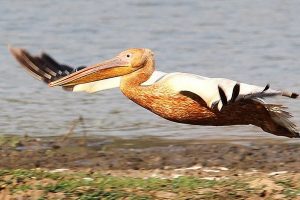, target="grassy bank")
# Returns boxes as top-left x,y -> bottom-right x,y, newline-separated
1,169 -> 300,199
